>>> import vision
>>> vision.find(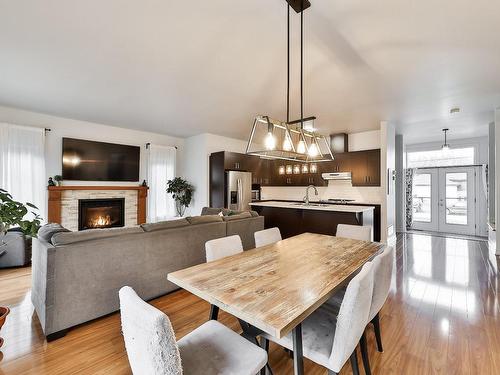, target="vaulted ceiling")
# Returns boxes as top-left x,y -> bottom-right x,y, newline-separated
0,0 -> 499,143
